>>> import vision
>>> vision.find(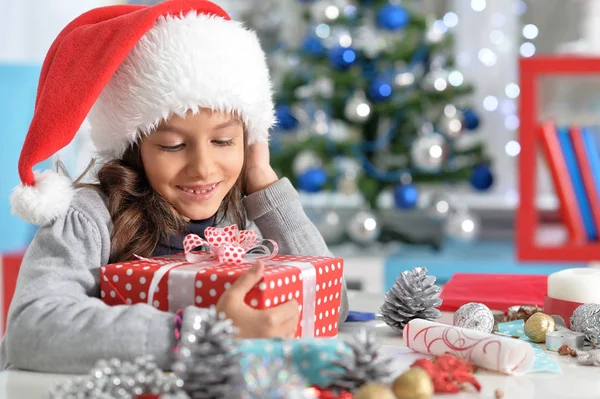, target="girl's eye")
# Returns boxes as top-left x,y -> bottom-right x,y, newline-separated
213,139 -> 235,147
158,144 -> 185,152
